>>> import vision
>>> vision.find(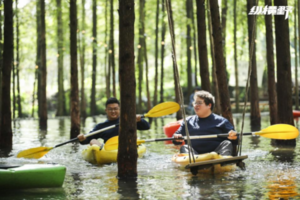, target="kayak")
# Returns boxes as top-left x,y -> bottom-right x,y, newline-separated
163,120 -> 181,137
0,164 -> 66,189
82,144 -> 146,164
293,110 -> 300,117
172,152 -> 236,174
